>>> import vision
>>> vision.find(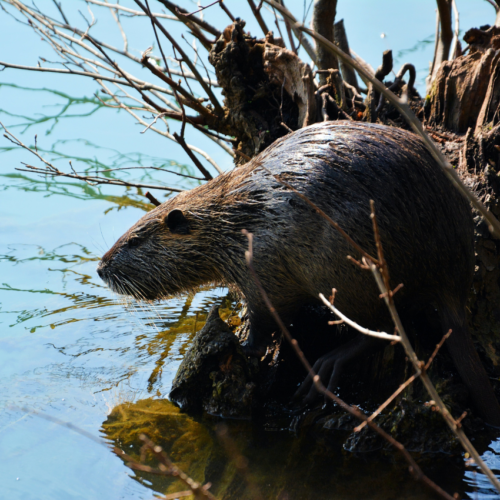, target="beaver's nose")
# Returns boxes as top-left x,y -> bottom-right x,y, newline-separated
96,264 -> 104,279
